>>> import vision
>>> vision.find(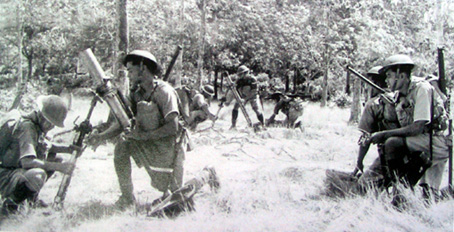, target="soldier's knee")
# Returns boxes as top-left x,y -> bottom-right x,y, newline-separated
23,168 -> 47,192
114,142 -> 130,160
384,137 -> 404,152
384,136 -> 406,162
